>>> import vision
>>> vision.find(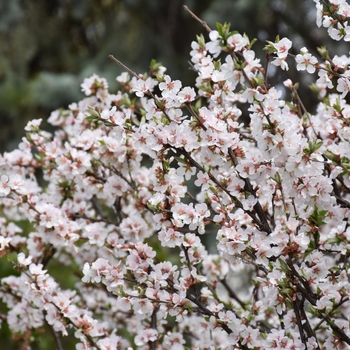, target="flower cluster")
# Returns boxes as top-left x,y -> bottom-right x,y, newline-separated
0,1 -> 350,349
